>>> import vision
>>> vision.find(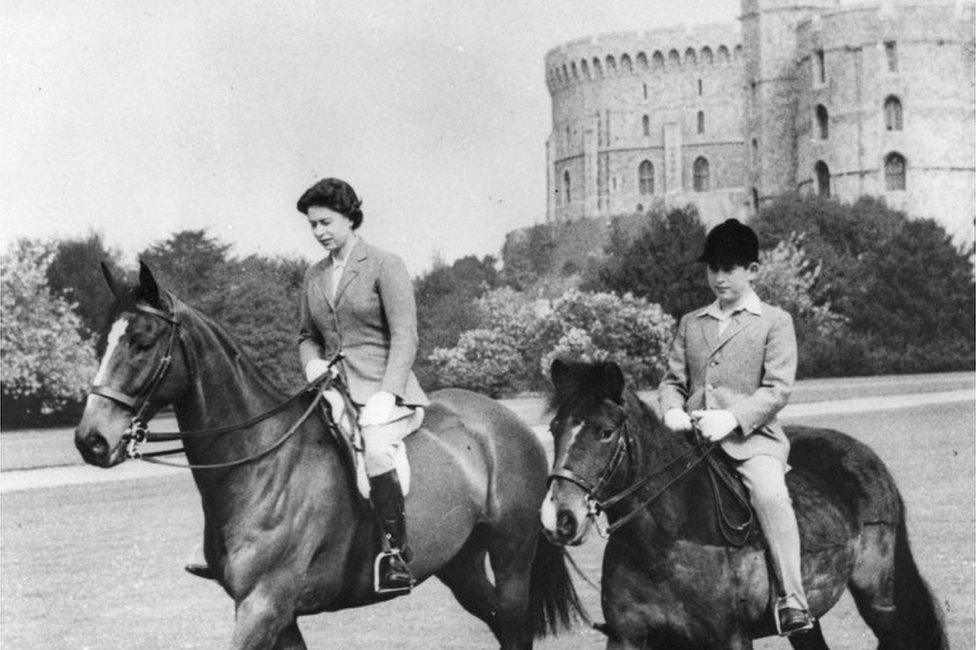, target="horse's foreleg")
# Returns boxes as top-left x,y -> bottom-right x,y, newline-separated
231,589 -> 295,650
272,619 -> 307,650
